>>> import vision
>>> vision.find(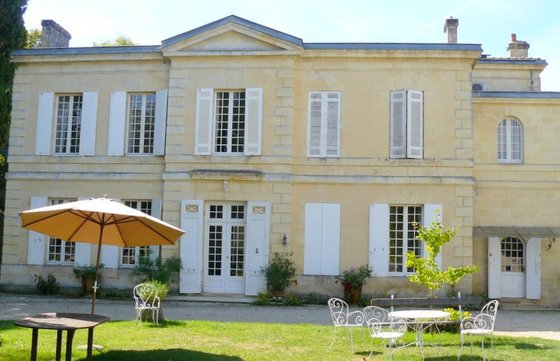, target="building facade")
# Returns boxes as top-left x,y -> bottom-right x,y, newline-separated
2,16 -> 560,306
